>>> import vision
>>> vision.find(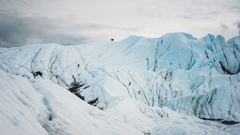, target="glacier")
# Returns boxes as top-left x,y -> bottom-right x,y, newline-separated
0,32 -> 240,134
